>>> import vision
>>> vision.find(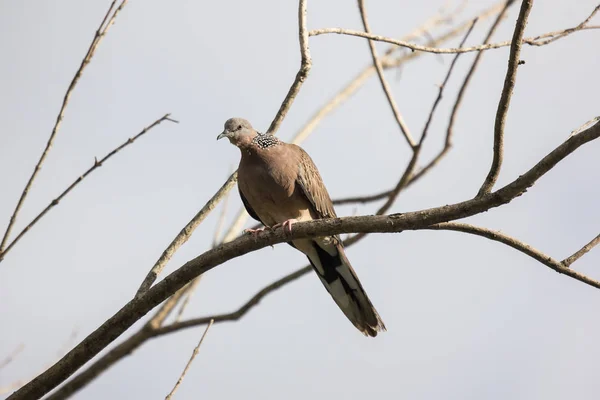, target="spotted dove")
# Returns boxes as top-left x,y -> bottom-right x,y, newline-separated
217,118 -> 386,337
